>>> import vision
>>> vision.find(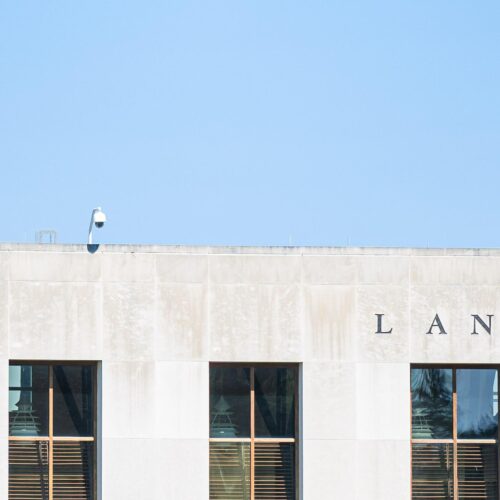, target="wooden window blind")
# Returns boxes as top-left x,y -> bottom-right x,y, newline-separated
411,366 -> 499,500
8,363 -> 97,500
254,442 -> 295,499
210,364 -> 298,500
9,441 -> 49,500
210,442 -> 251,499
